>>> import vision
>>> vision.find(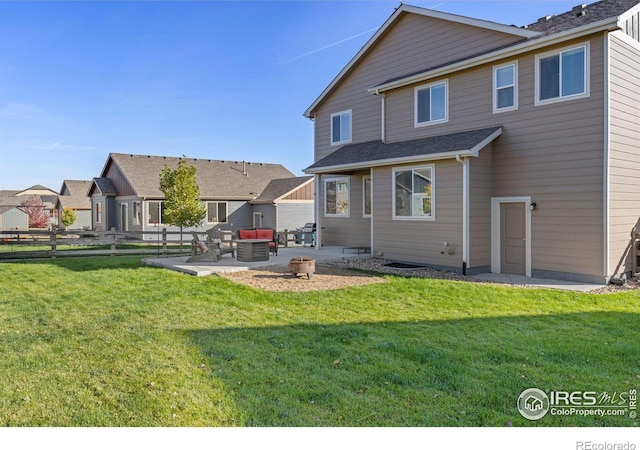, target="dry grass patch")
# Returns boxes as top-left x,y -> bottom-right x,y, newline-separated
218,264 -> 387,292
